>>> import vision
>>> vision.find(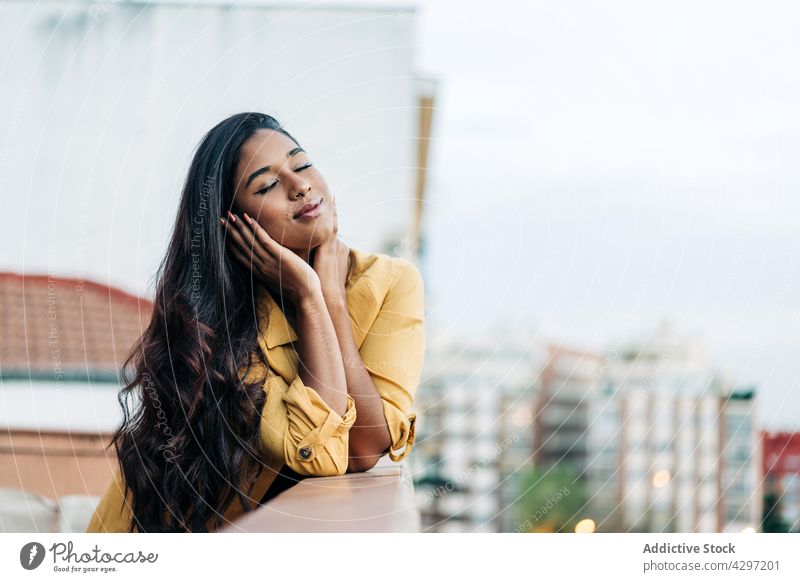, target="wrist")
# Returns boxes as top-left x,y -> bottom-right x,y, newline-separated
294,282 -> 325,310
322,290 -> 348,313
